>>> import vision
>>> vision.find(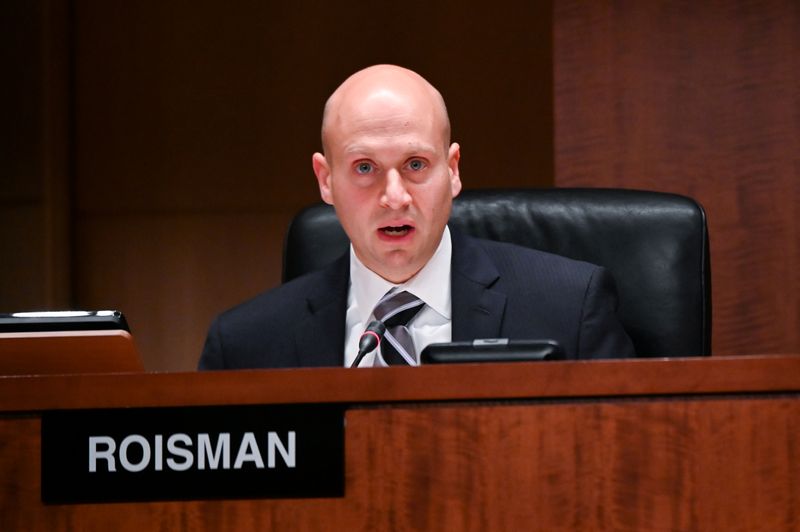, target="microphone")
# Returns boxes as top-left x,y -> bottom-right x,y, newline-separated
351,320 -> 386,368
